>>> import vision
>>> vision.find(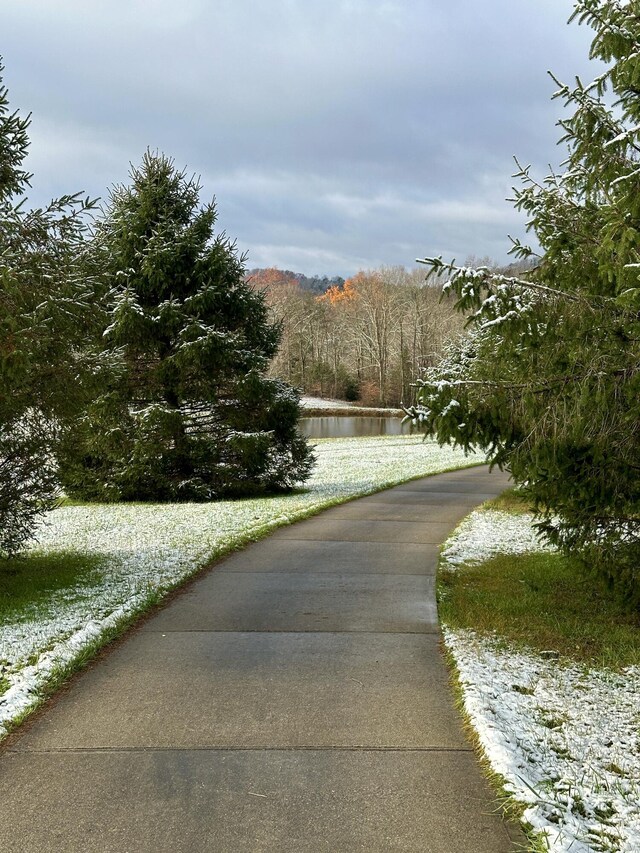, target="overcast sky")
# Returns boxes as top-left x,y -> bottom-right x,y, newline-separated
3,0 -> 598,277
